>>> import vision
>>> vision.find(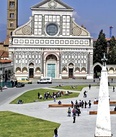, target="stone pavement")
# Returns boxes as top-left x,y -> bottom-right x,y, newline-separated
0,86 -> 116,137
